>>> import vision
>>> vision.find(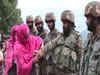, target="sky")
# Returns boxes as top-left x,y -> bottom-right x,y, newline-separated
17,0 -> 100,32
